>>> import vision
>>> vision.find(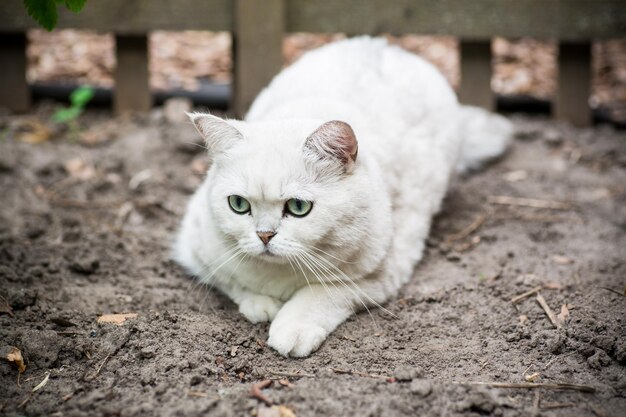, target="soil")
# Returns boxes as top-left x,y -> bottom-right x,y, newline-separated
0,108 -> 625,417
